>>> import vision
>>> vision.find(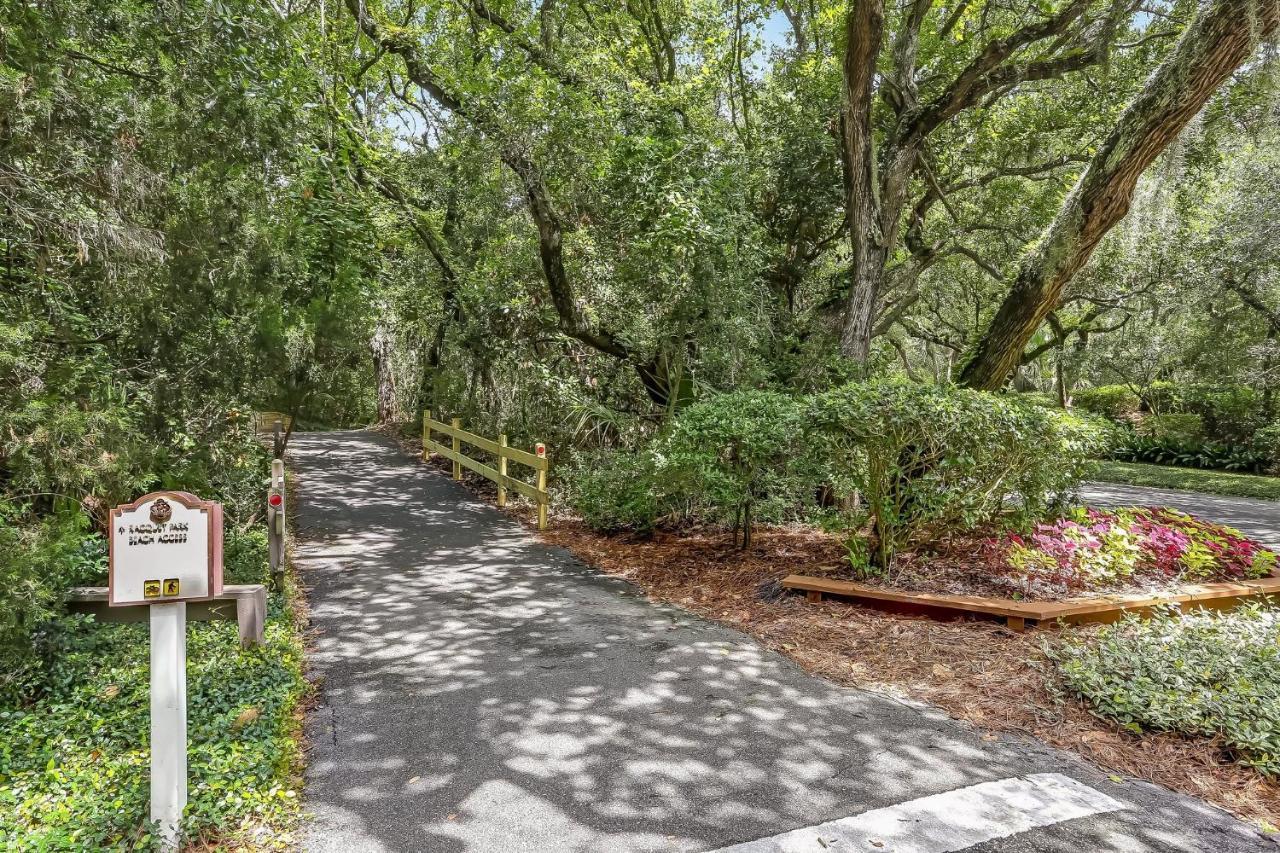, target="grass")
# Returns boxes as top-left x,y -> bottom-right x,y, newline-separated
1093,460 -> 1280,501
